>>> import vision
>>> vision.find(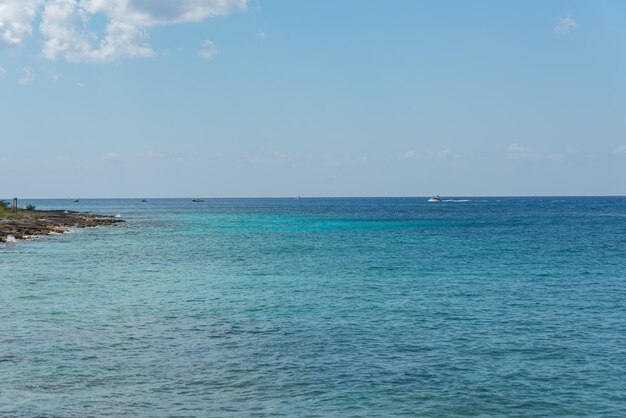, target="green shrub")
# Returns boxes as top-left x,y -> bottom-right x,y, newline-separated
0,200 -> 9,209
26,204 -> 36,211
